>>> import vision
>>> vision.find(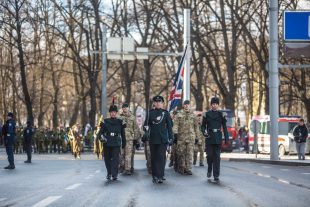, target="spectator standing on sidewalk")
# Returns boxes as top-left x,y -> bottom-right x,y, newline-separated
293,118 -> 308,160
